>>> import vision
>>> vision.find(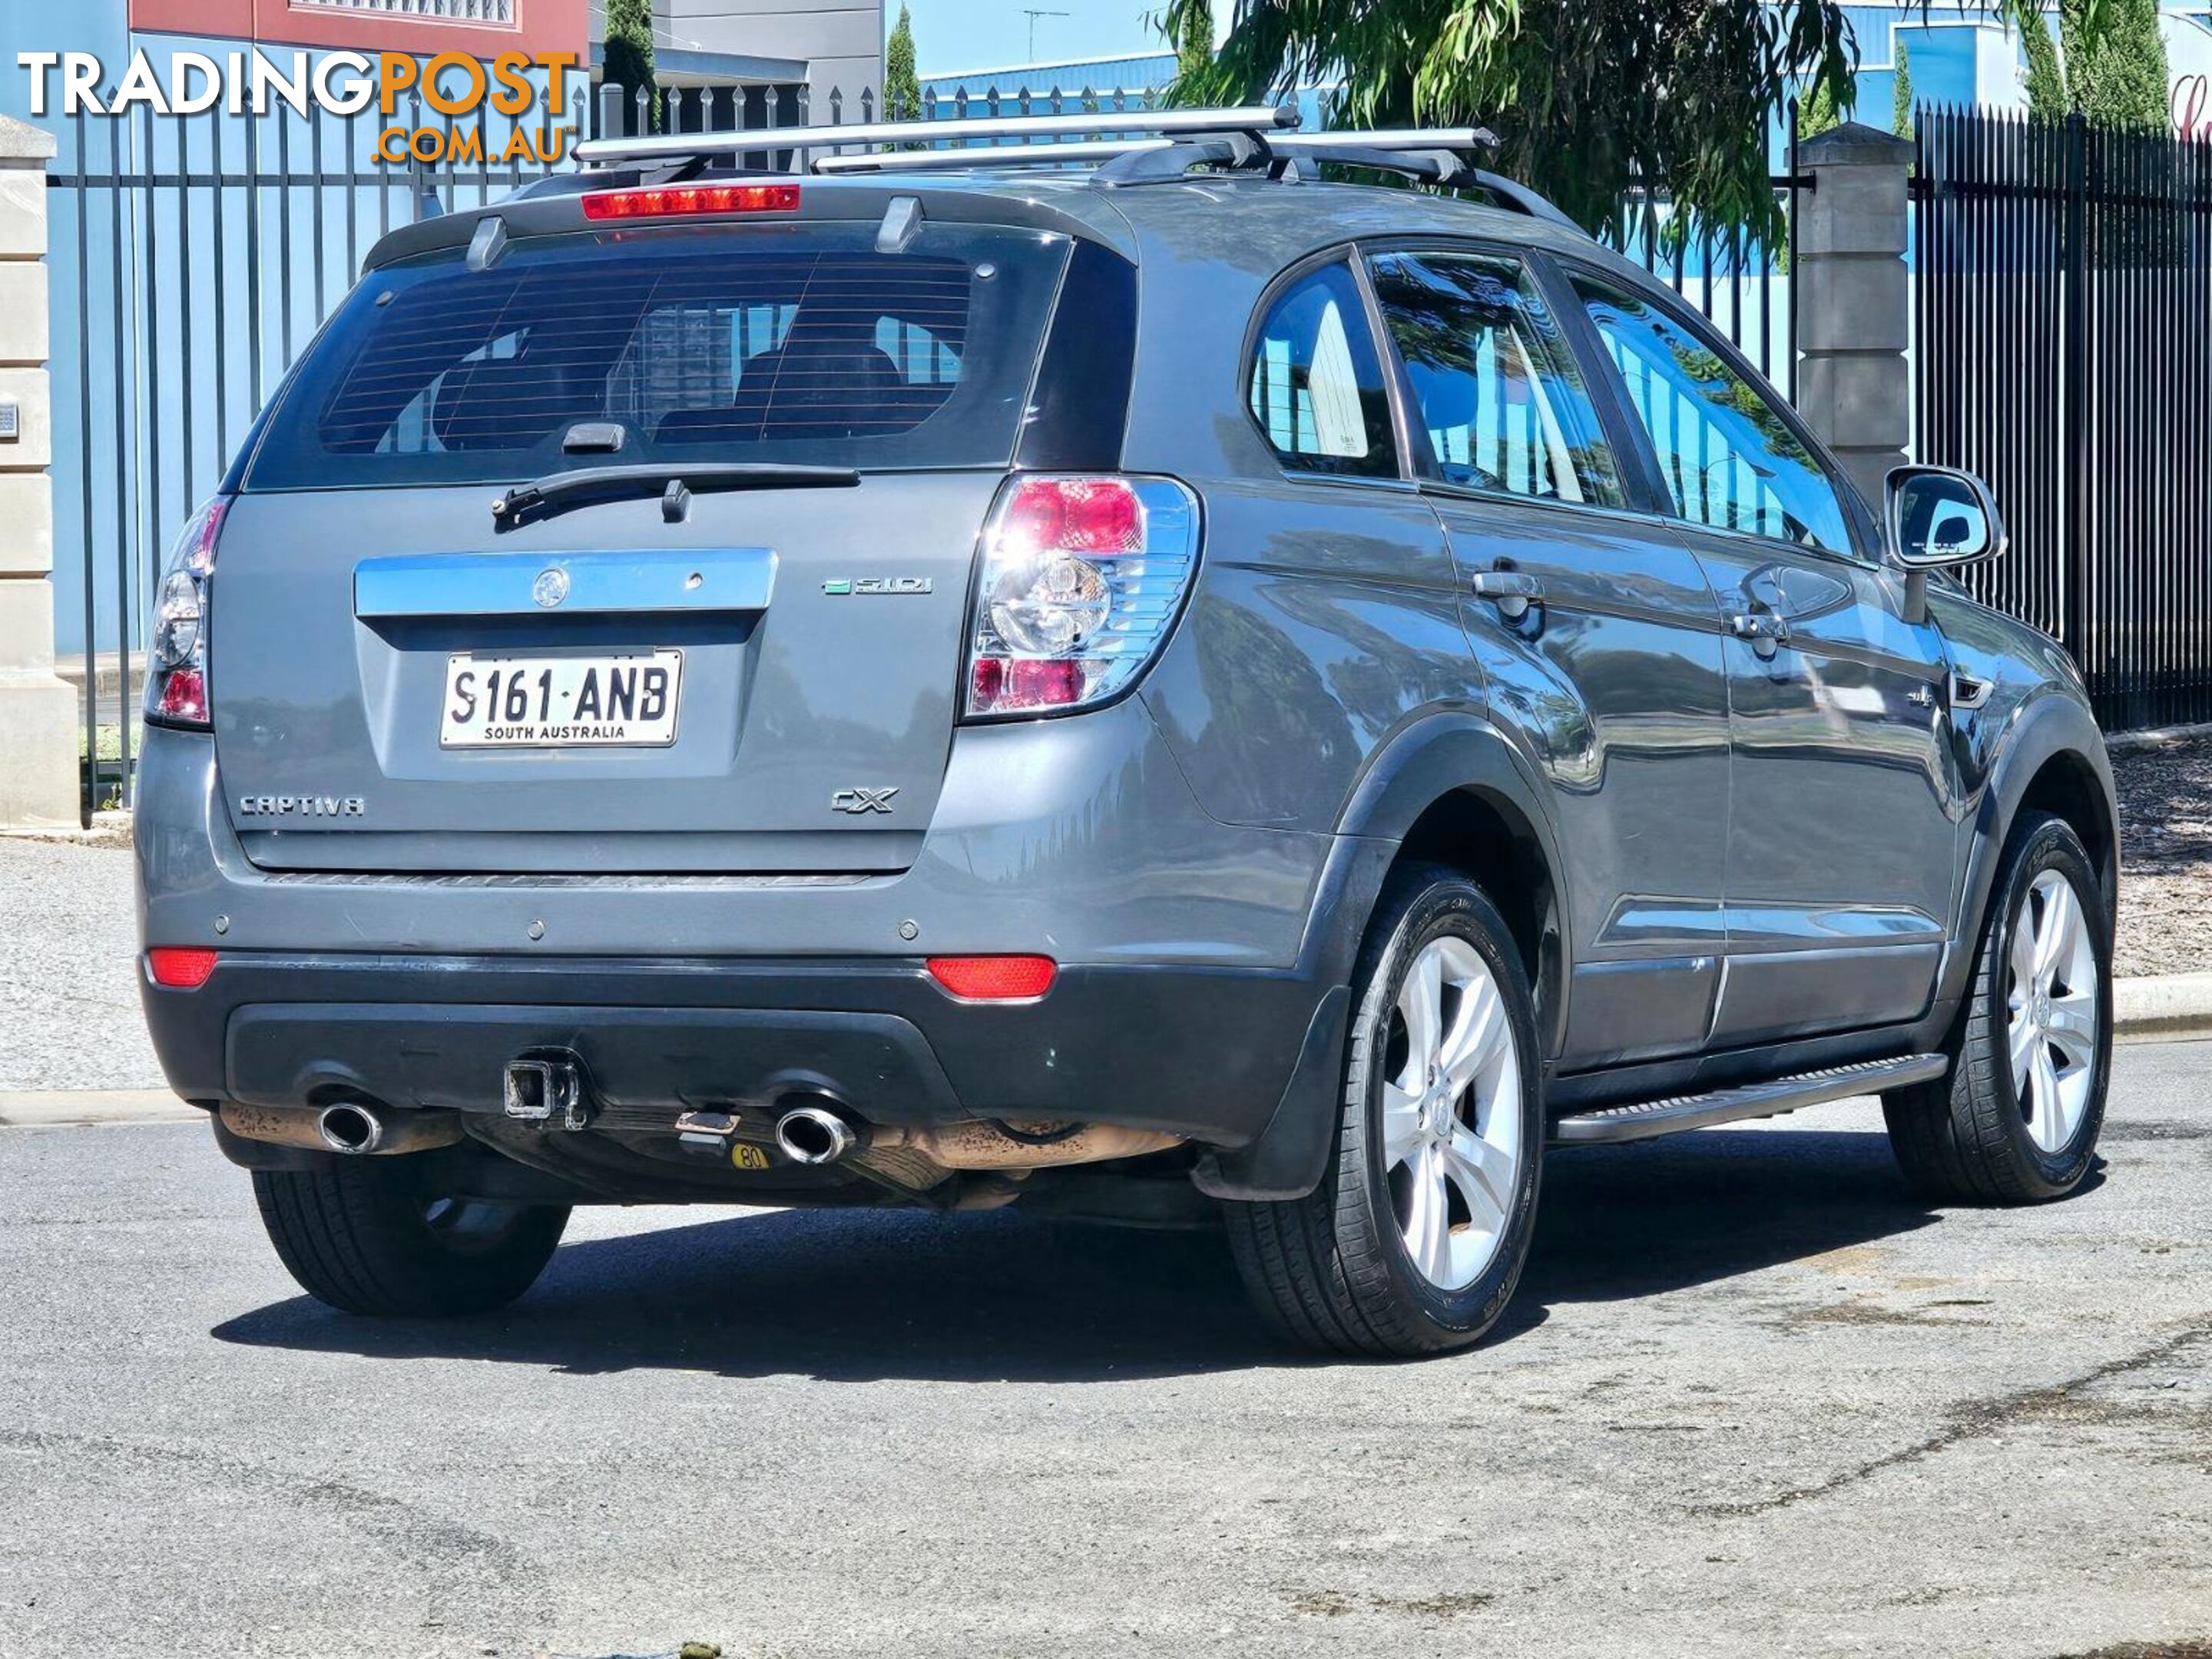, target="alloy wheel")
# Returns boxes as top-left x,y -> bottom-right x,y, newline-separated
2006,869 -> 2100,1154
1379,935 -> 1524,1290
